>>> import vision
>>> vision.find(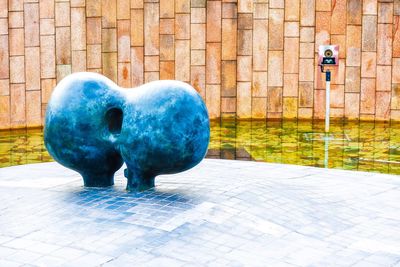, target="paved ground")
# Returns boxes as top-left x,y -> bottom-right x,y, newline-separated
0,160 -> 399,267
